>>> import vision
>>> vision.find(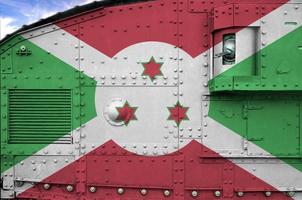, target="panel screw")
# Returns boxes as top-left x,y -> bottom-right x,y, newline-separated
117,187 -> 124,194
265,191 -> 272,197
66,185 -> 74,192
191,190 -> 198,197
163,190 -> 171,196
15,181 -> 24,187
287,191 -> 295,197
89,186 -> 97,193
20,45 -> 27,52
140,189 -> 147,196
43,183 -> 51,190
237,191 -> 244,197
214,190 -> 221,197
